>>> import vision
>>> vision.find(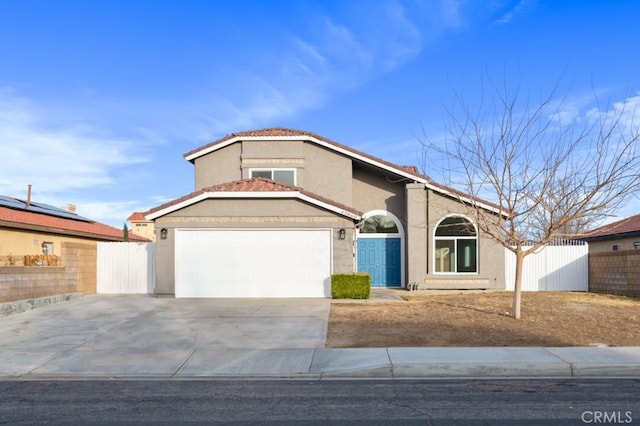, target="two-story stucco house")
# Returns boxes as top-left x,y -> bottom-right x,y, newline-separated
146,128 -> 507,298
